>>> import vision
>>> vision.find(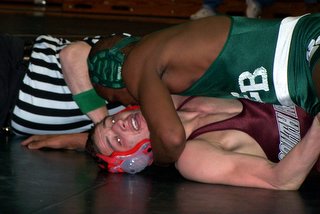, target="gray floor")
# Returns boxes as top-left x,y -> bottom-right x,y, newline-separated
2,136 -> 320,214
